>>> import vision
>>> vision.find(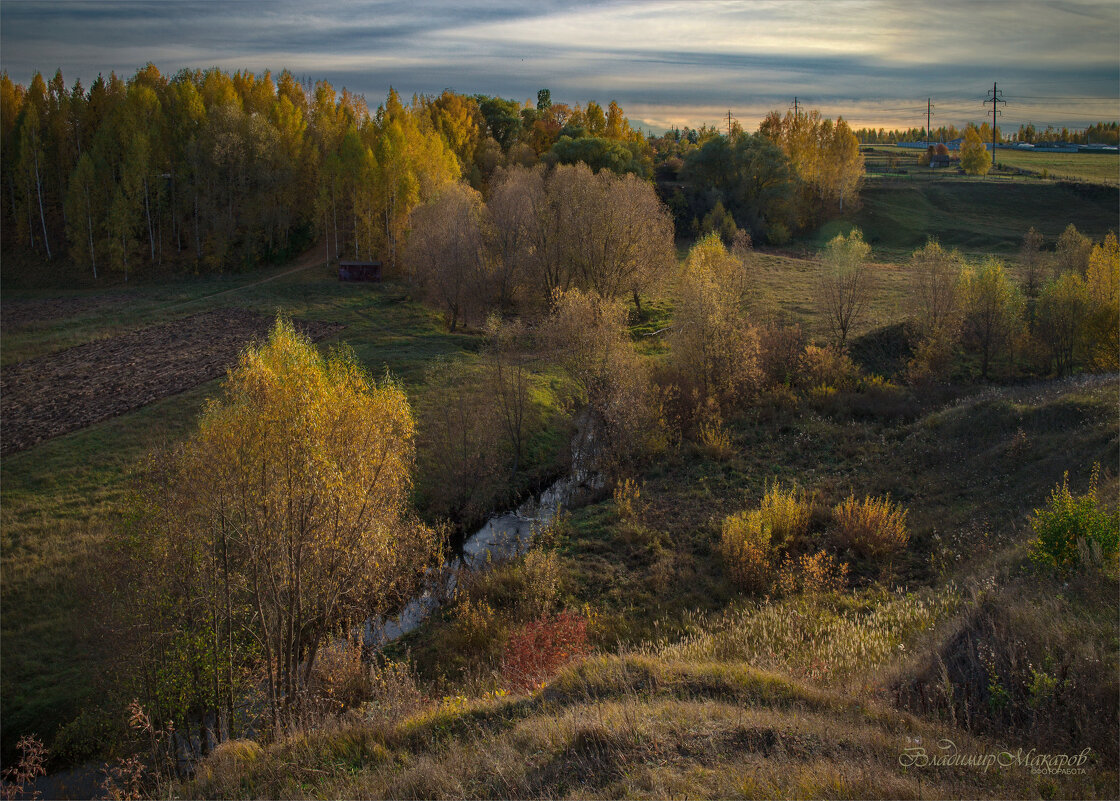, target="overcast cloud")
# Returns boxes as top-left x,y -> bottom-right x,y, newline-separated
2,0 -> 1116,132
